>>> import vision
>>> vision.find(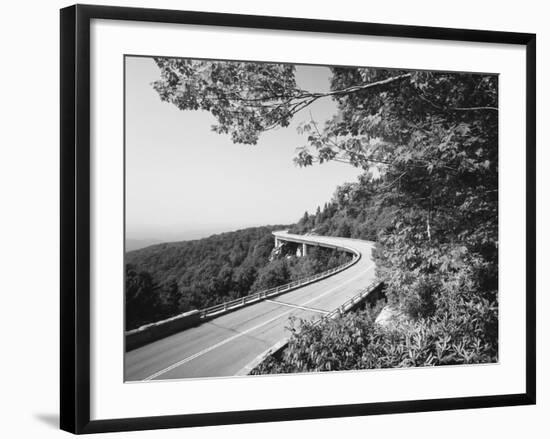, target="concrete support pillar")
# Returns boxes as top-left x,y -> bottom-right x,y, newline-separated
275,237 -> 280,248
302,243 -> 308,257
